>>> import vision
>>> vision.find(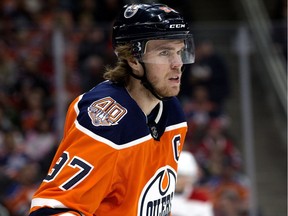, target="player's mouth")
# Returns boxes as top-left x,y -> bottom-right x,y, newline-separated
169,75 -> 180,83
